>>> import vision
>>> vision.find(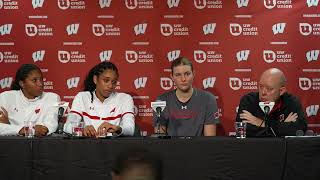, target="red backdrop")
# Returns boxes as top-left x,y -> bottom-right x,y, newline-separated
0,0 -> 319,135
